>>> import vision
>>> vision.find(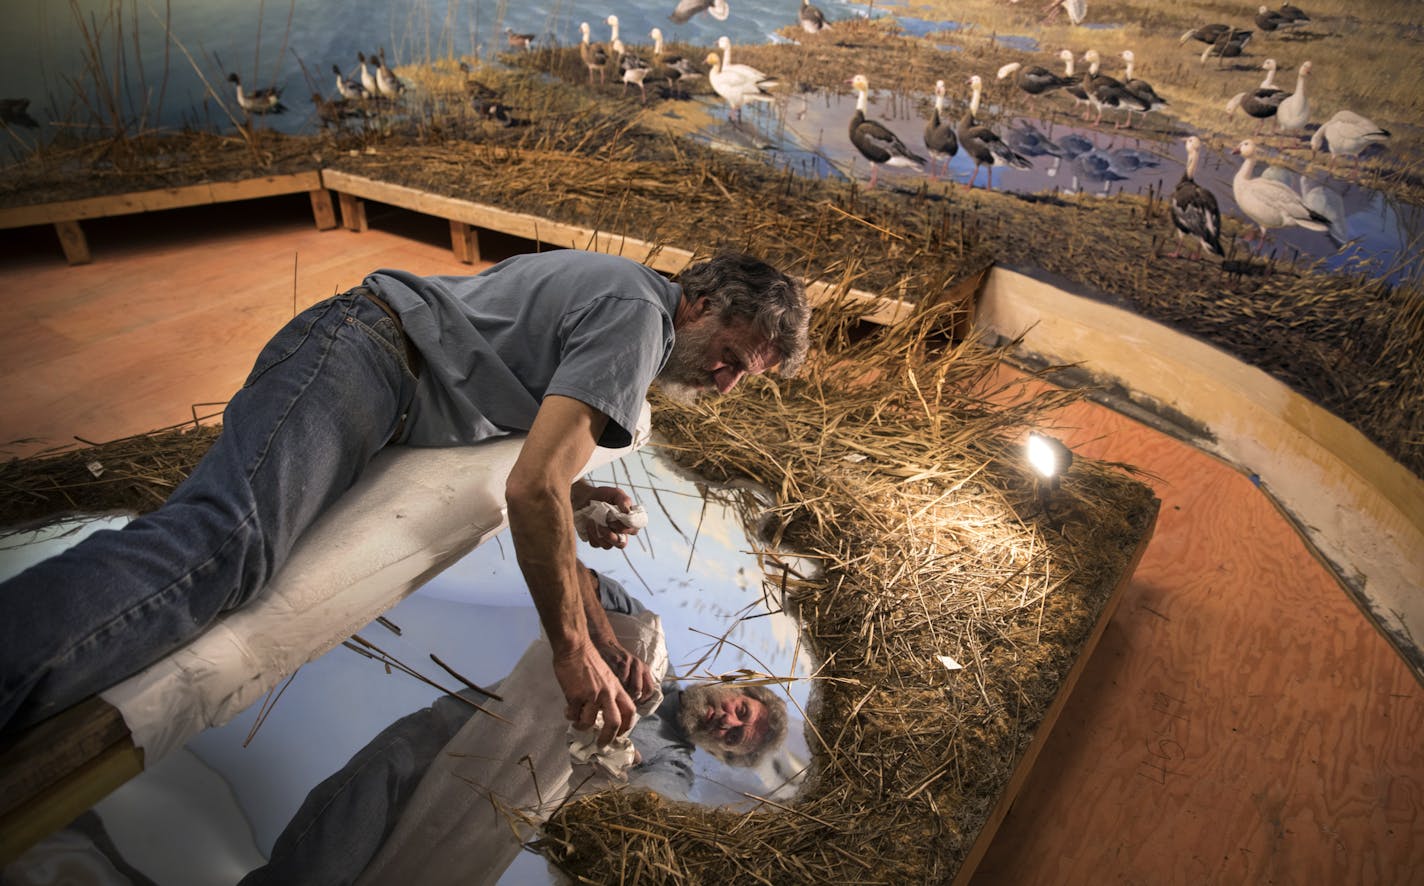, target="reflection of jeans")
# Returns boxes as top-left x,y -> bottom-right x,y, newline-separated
239,692 -> 478,886
0,292 -> 418,732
